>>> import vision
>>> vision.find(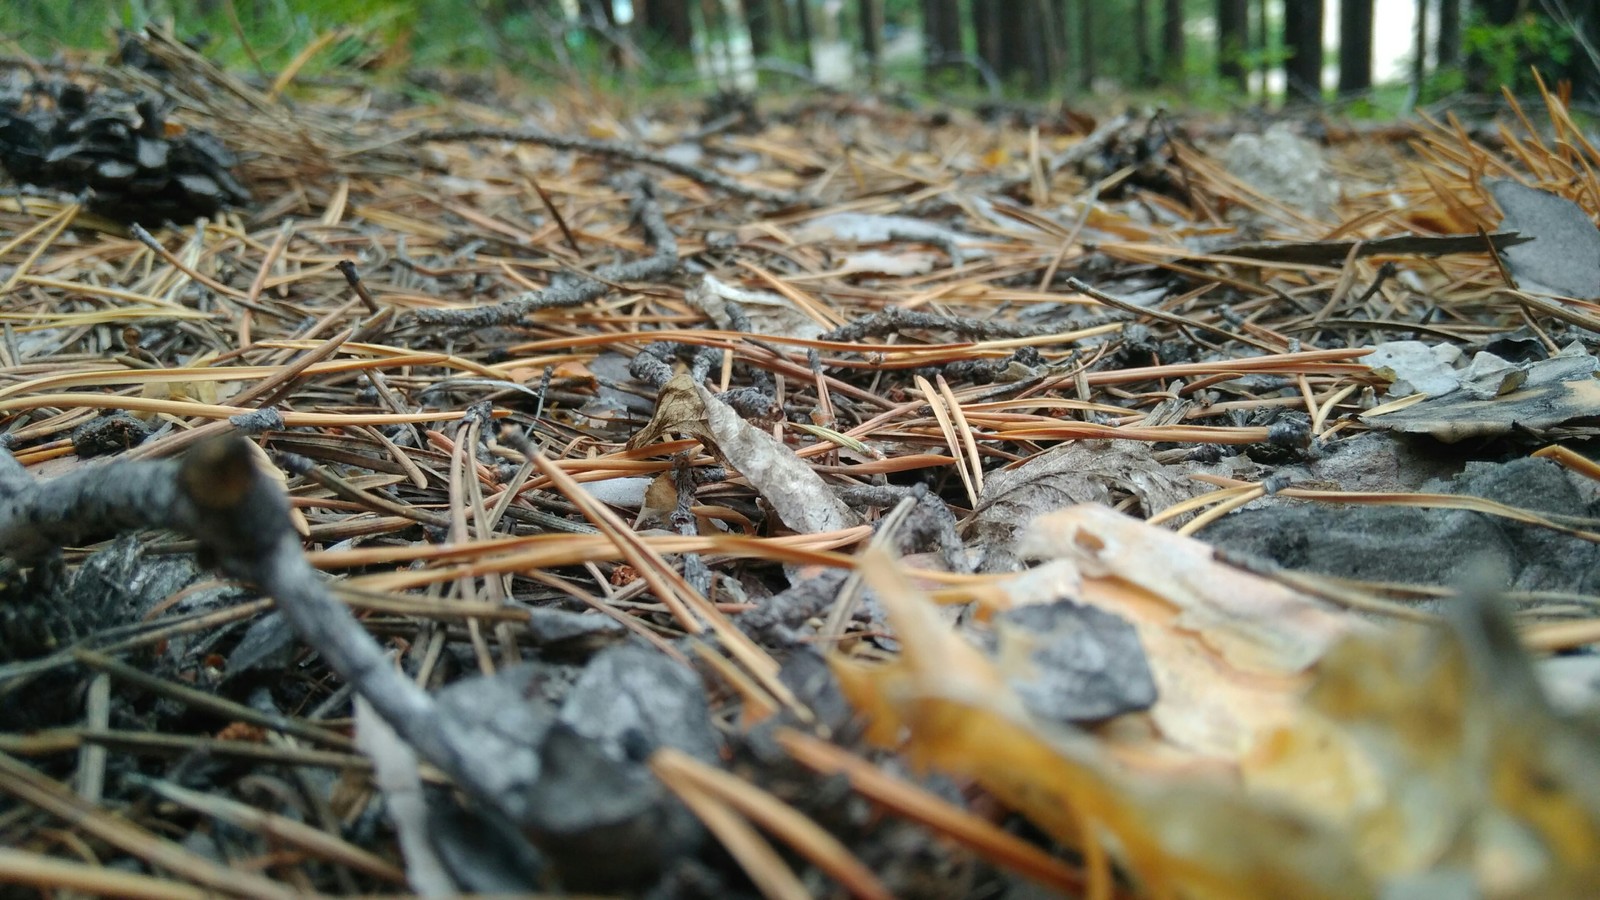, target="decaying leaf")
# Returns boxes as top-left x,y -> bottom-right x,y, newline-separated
625,374 -> 859,534
695,381 -> 860,535
834,546 -> 1370,900
970,440 -> 1200,573
999,504 -> 1368,761
1490,179 -> 1600,299
1361,376 -> 1600,441
624,373 -> 717,451
838,532 -> 1600,898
